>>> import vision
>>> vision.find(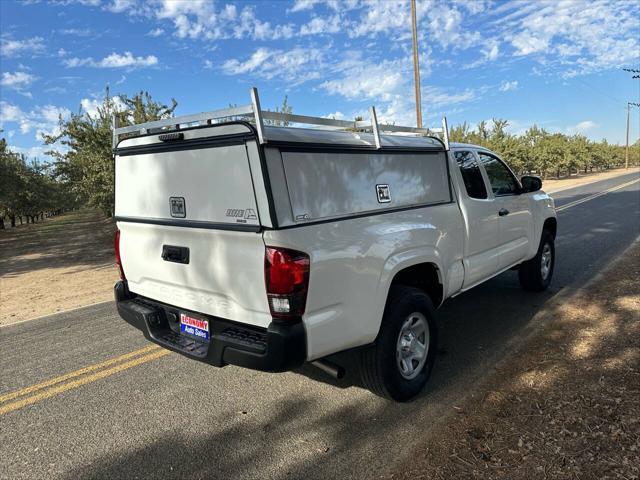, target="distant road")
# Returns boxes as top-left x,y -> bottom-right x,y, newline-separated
1,171 -> 638,480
